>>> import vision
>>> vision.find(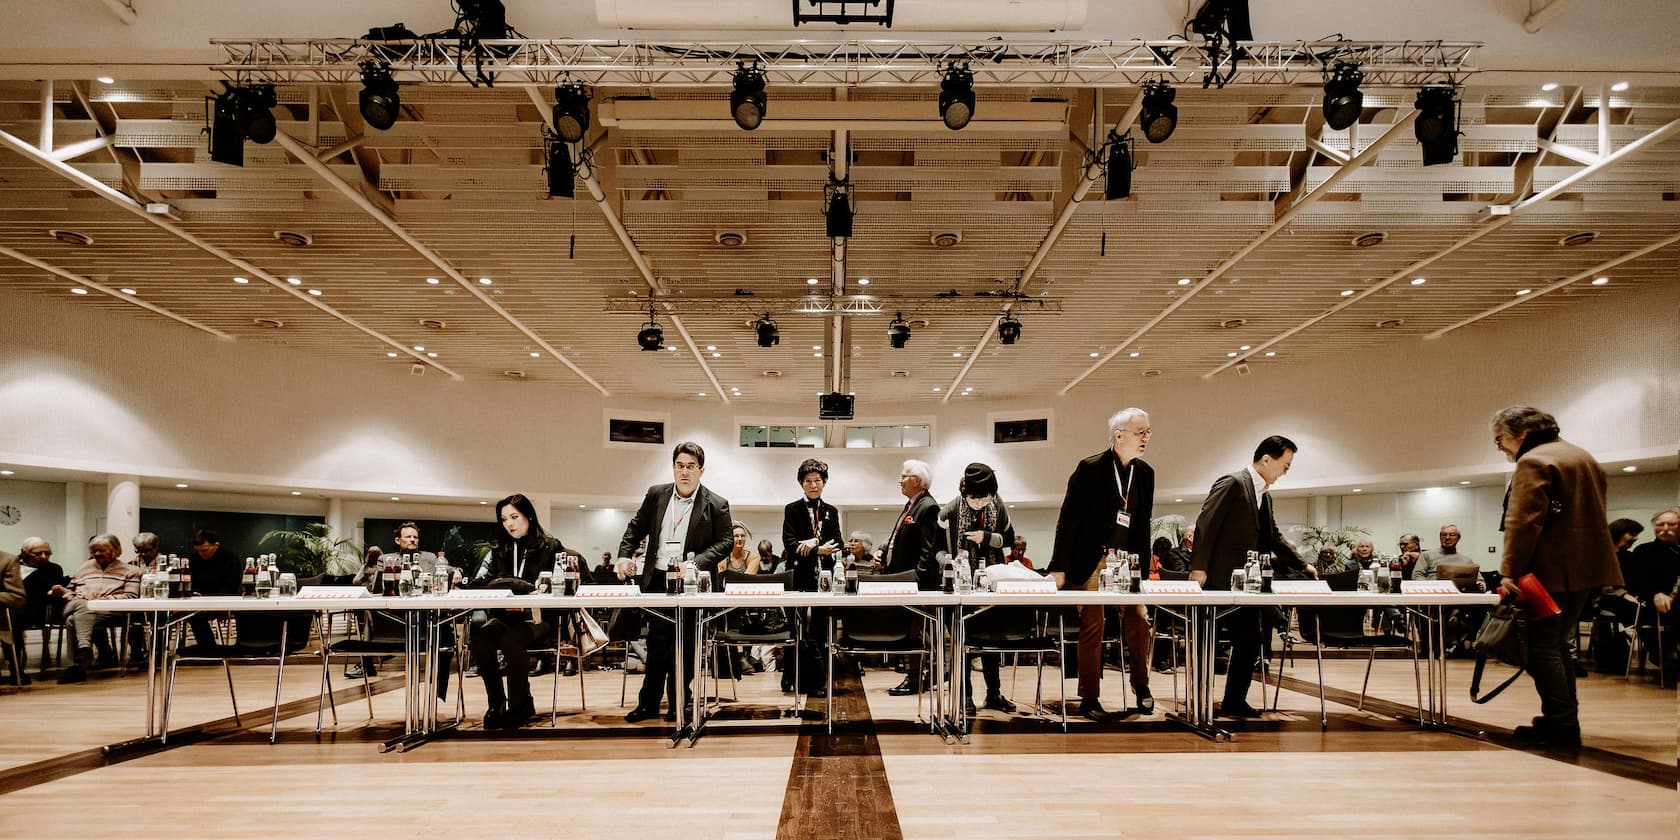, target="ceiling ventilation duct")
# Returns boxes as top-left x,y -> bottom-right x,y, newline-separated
596,0 -> 1086,31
